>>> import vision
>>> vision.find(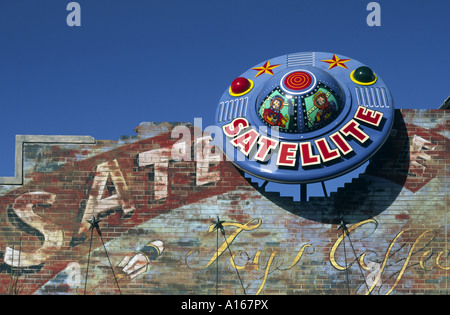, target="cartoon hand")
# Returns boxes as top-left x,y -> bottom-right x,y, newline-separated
117,252 -> 149,279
